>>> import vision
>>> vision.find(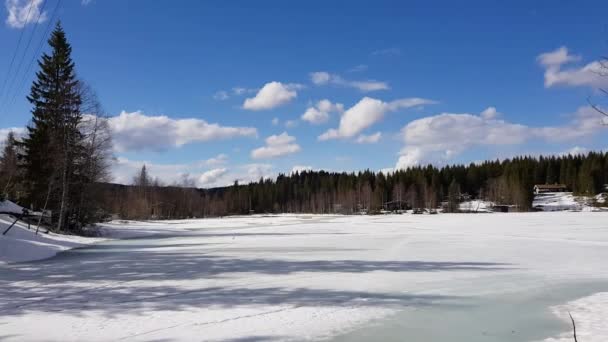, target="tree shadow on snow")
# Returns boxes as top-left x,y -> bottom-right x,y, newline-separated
0,238 -> 513,318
